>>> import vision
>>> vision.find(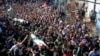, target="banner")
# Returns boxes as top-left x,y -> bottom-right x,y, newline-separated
30,33 -> 46,46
